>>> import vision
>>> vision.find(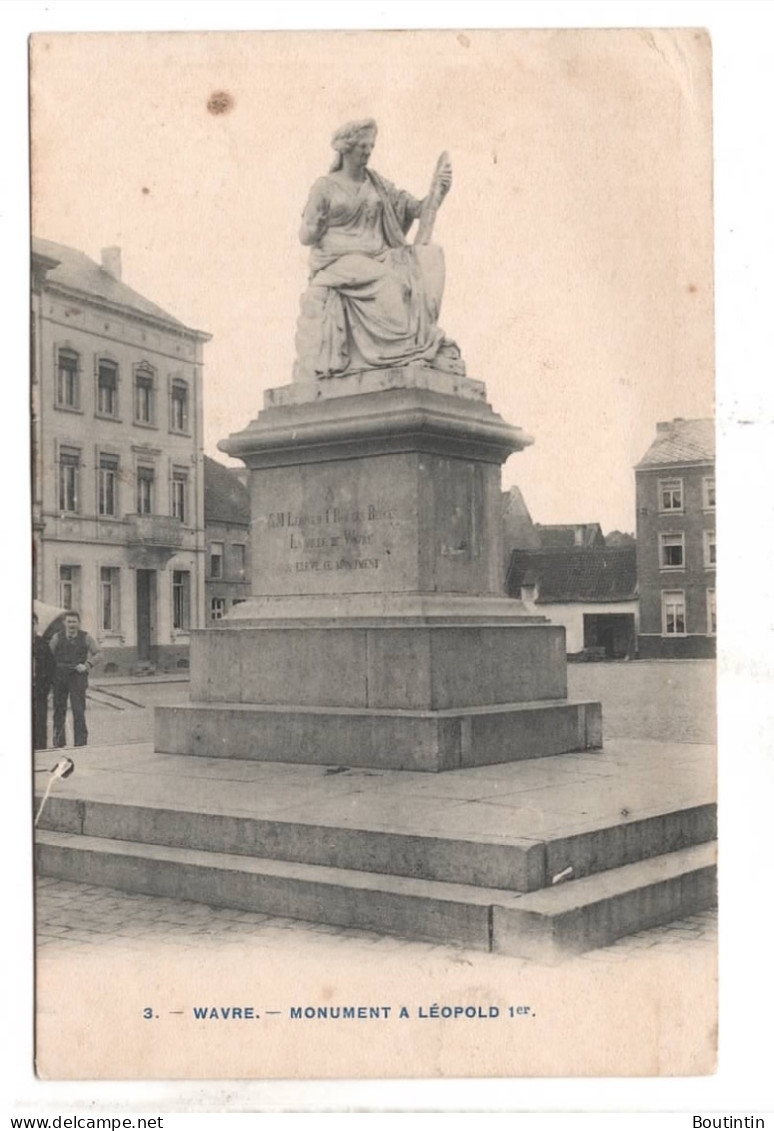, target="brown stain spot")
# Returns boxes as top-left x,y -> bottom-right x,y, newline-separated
687,283 -> 698,293
457,33 -> 471,48
142,187 -> 150,195
207,90 -> 234,115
